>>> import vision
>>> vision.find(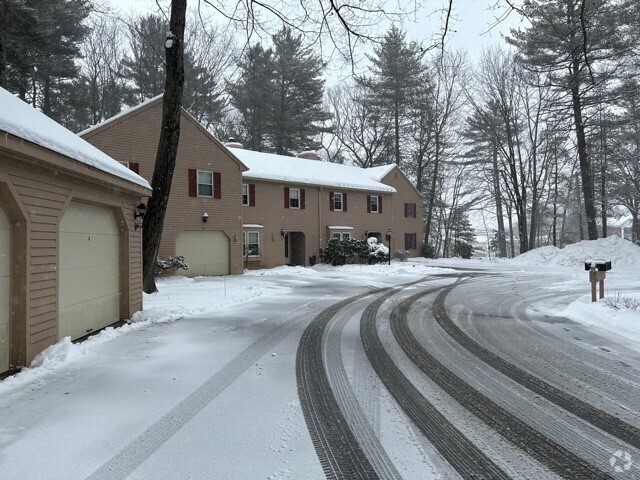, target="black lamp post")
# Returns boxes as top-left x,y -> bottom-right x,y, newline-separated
386,228 -> 392,265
